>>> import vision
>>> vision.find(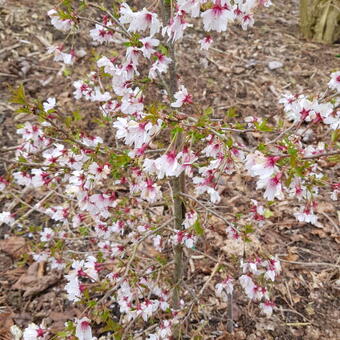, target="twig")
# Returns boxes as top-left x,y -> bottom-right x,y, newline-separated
321,211 -> 339,232
227,293 -> 233,333
87,3 -> 131,38
267,121 -> 298,145
11,190 -> 56,227
98,218 -> 175,306
183,259 -> 221,324
279,259 -> 340,268
1,158 -> 69,170
198,260 -> 221,296
77,16 -> 127,37
180,192 -> 237,231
